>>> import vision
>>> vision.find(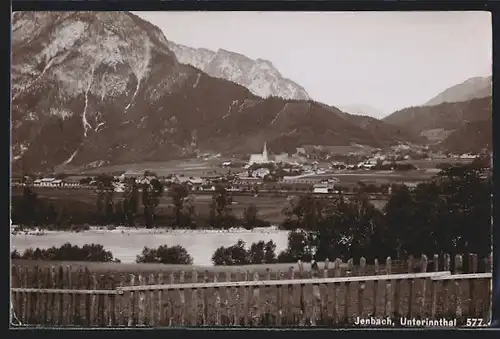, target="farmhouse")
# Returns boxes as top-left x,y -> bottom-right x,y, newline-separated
33,178 -> 63,188
312,181 -> 336,194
